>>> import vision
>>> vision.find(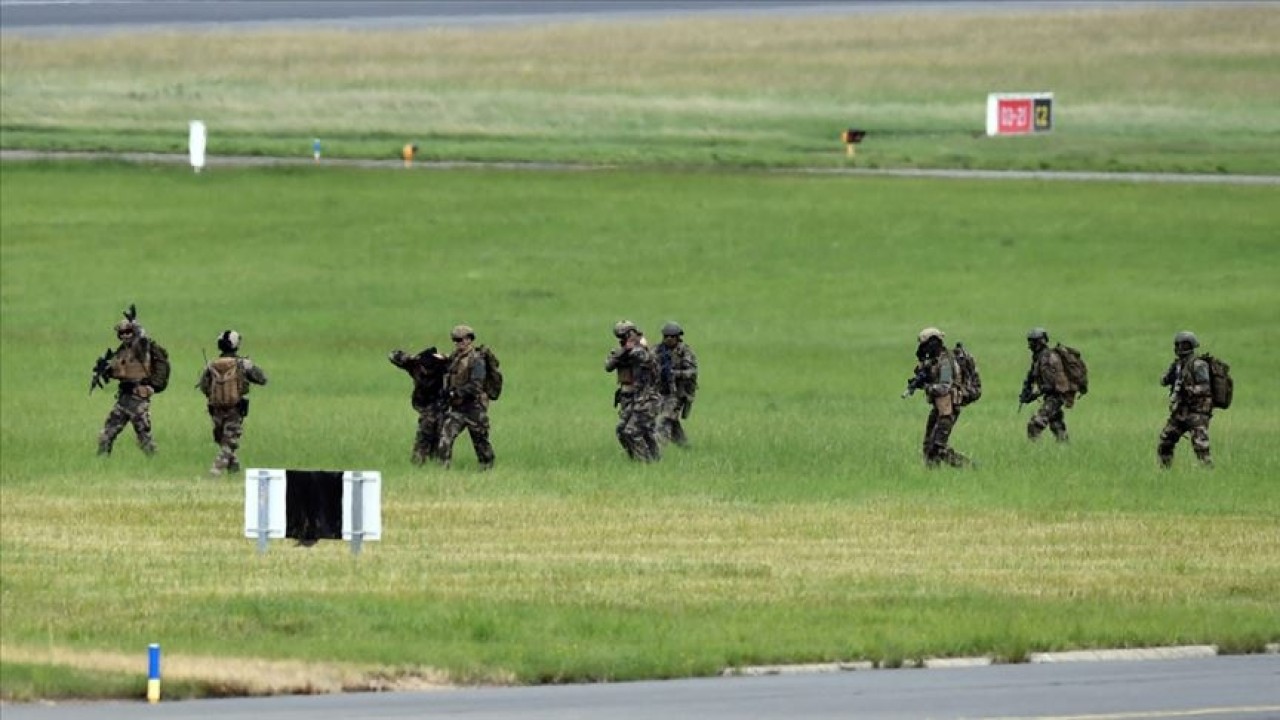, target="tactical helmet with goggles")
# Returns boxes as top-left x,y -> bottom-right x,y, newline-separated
114,320 -> 137,337
217,330 -> 241,353
1173,331 -> 1199,350
451,324 -> 475,342
1027,327 -> 1049,342
614,320 -> 638,339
